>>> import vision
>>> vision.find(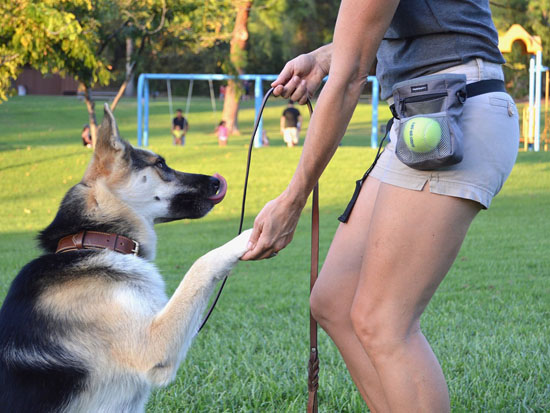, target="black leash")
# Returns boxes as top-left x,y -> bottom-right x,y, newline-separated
197,87 -> 320,412
198,88 -> 314,332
